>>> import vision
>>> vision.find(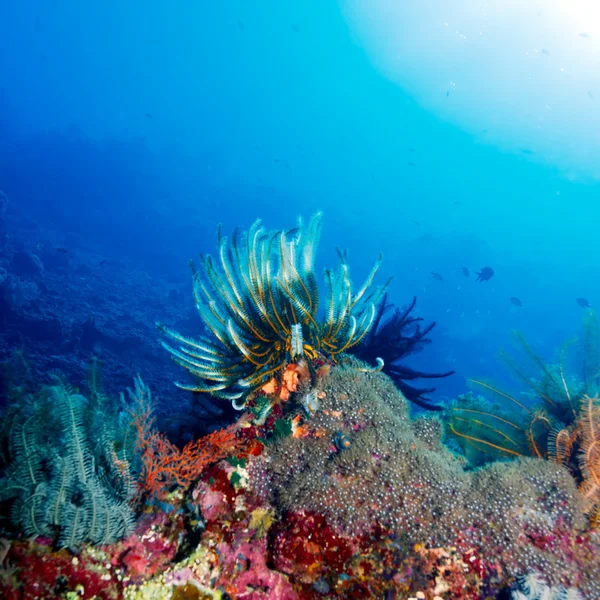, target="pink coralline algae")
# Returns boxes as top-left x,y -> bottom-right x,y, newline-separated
216,540 -> 298,600
194,480 -> 230,522
113,511 -> 182,578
